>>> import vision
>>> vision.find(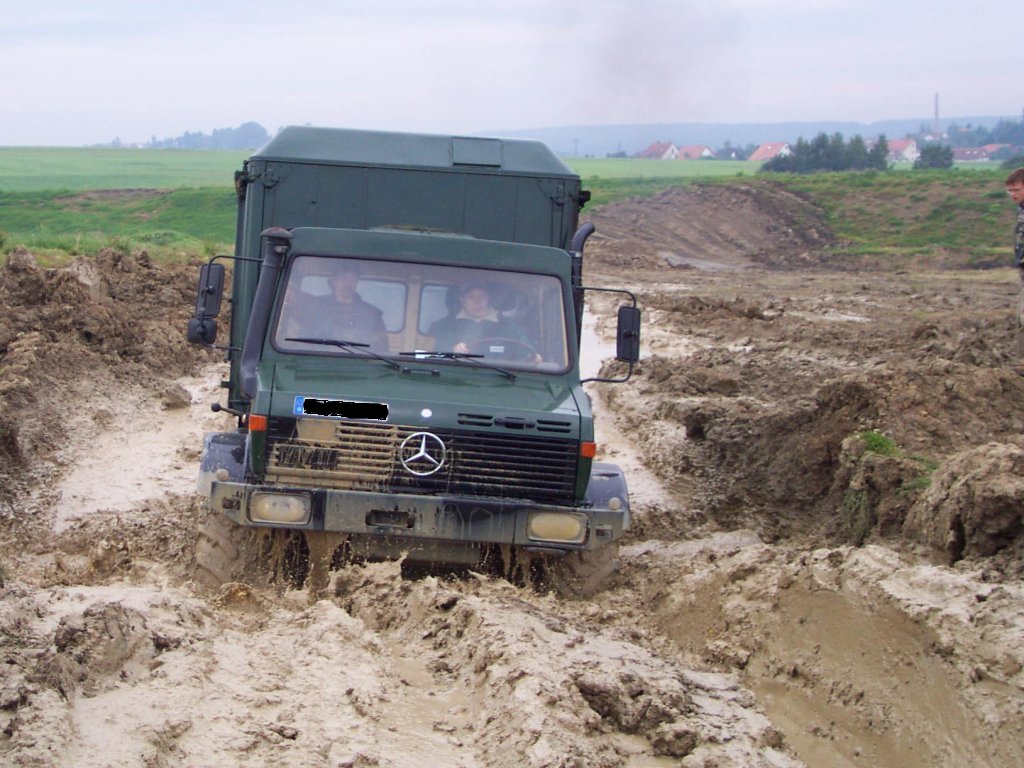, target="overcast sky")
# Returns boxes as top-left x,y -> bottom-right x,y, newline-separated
2,0 -> 1020,146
